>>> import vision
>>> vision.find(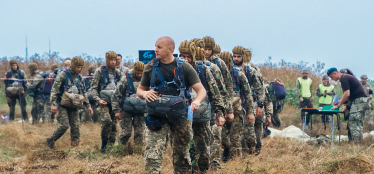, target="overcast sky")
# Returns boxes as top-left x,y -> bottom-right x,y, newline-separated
1,0 -> 373,78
